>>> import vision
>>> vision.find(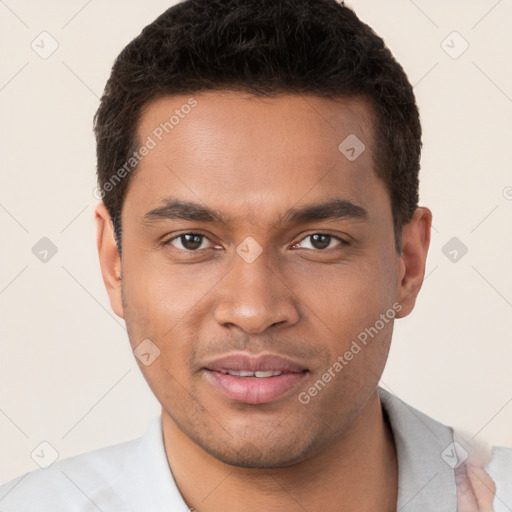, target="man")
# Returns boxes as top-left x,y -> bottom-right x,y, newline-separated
1,0 -> 510,510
